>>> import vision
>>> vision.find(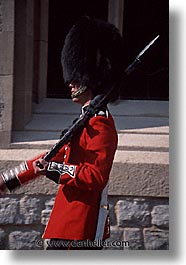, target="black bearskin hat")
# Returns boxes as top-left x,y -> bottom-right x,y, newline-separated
61,16 -> 125,101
